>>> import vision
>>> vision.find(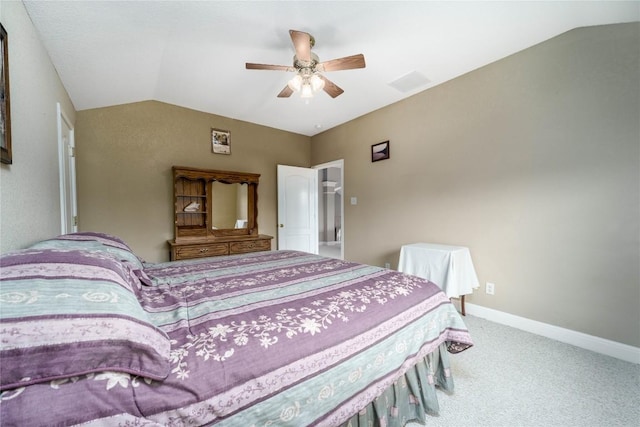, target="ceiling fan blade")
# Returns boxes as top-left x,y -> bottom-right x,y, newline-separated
290,30 -> 311,62
246,63 -> 295,71
320,75 -> 344,98
317,54 -> 366,72
277,85 -> 294,98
